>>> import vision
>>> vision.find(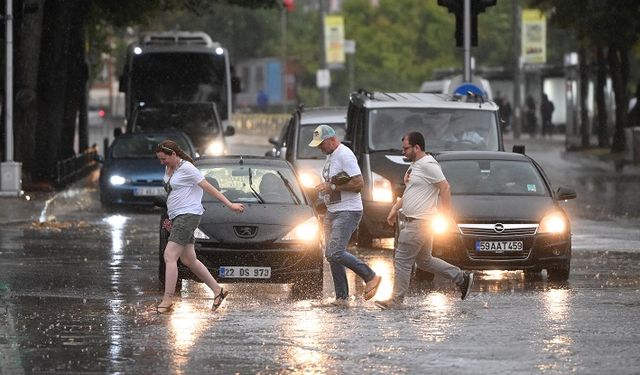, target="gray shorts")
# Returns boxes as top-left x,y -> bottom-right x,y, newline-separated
168,214 -> 201,246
